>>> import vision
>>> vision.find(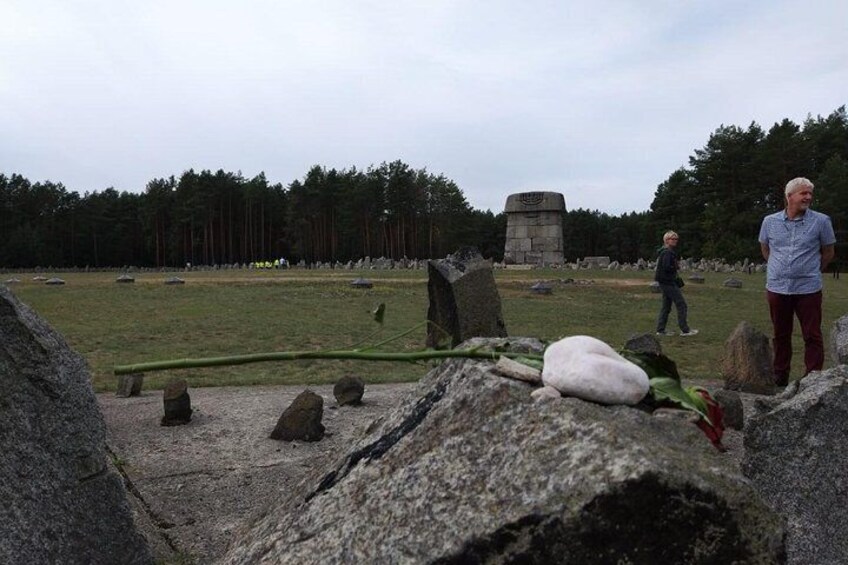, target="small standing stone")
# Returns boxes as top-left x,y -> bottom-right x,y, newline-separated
723,278 -> 743,288
116,274 -> 135,283
624,333 -> 663,356
270,390 -> 325,441
115,374 -> 144,398
161,379 -> 192,426
713,389 -> 744,430
831,314 -> 848,365
164,277 -> 185,285
529,282 -> 553,295
45,278 -> 65,285
350,278 -> 373,289
721,321 -> 774,394
333,376 -> 365,406
688,273 -> 706,284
